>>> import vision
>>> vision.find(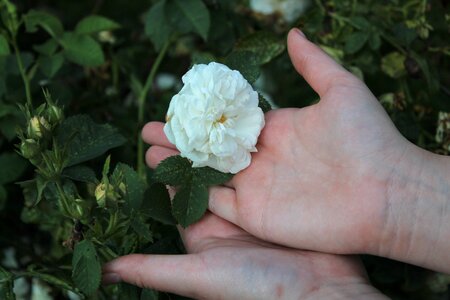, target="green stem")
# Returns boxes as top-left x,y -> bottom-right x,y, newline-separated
55,181 -> 72,218
11,37 -> 32,107
137,40 -> 171,179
